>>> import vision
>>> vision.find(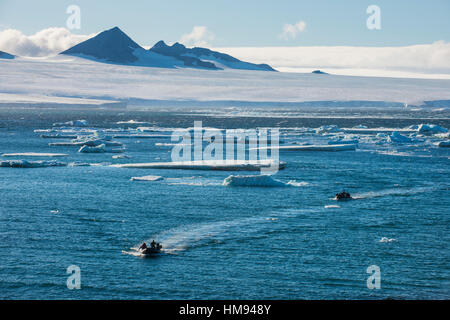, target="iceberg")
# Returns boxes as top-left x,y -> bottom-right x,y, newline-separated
52,119 -> 89,127
130,175 -> 164,181
78,144 -> 106,153
223,174 -> 287,187
2,152 -> 68,157
417,124 -> 448,135
437,141 -> 450,148
387,131 -> 413,143
111,160 -> 285,171
0,160 -> 66,168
